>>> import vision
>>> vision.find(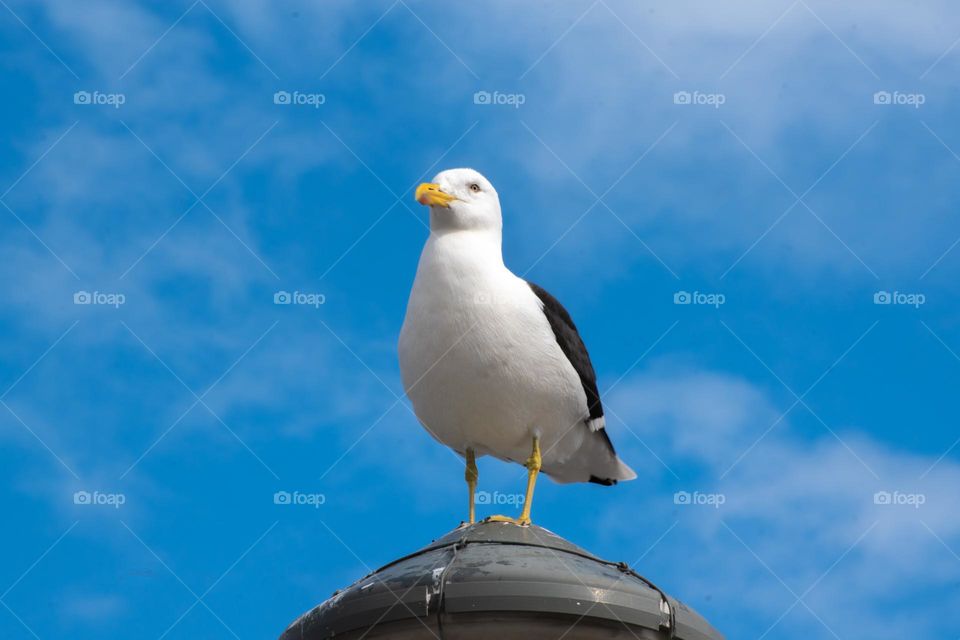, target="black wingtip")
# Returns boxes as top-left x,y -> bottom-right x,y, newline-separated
589,475 -> 618,486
